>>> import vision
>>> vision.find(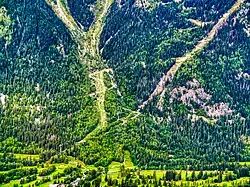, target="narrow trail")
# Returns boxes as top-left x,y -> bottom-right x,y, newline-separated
188,19 -> 214,28
45,0 -> 114,143
139,0 -> 245,110
121,110 -> 141,125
